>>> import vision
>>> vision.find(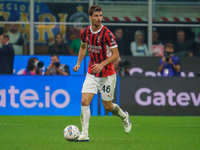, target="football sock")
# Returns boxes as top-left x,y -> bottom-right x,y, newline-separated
110,103 -> 126,119
80,105 -> 90,135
